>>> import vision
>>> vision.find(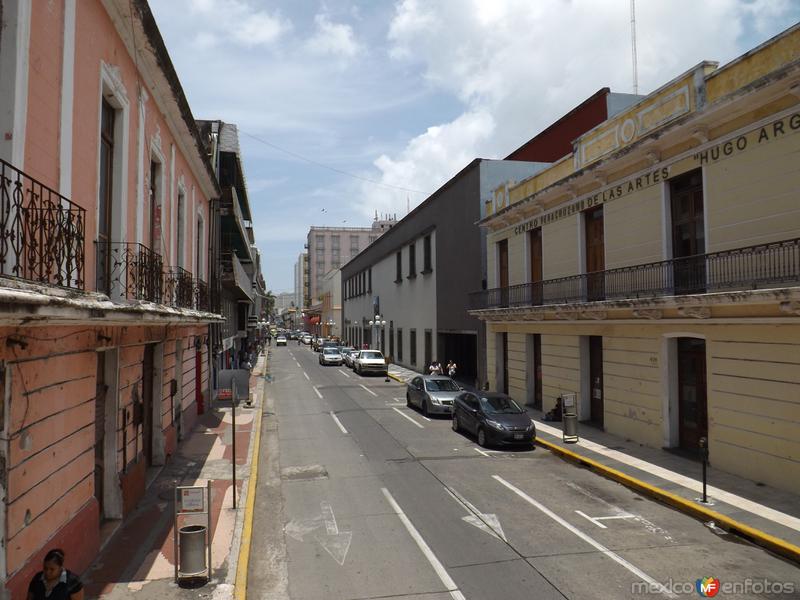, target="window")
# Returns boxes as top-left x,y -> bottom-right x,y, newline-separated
196,216 -> 203,277
177,190 -> 186,268
316,234 -> 325,247
410,329 -> 417,365
97,99 -> 115,293
350,235 -> 359,254
331,235 -> 340,249
397,328 -> 403,361
395,251 -> 402,283
368,268 -> 372,292
424,329 -> 432,368
422,235 -> 432,273
408,242 -> 416,278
